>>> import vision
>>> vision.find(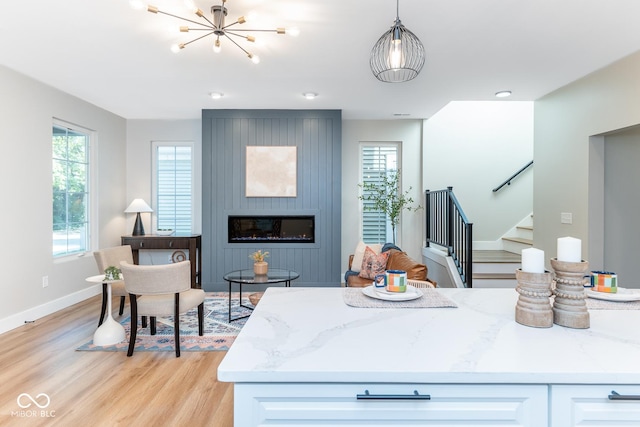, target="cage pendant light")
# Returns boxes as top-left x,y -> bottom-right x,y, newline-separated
370,0 -> 425,83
